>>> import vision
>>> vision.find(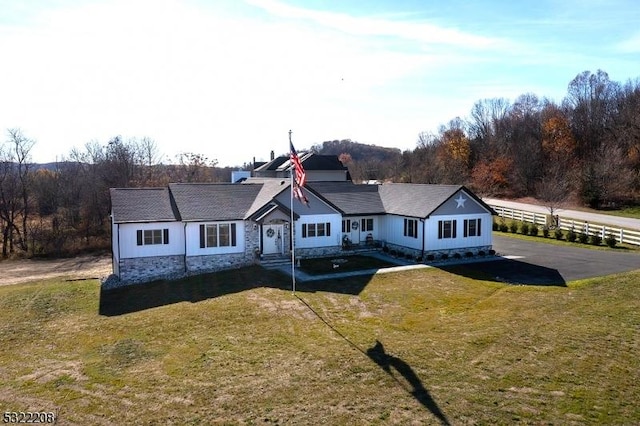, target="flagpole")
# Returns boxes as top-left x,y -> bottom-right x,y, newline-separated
289,130 -> 296,295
